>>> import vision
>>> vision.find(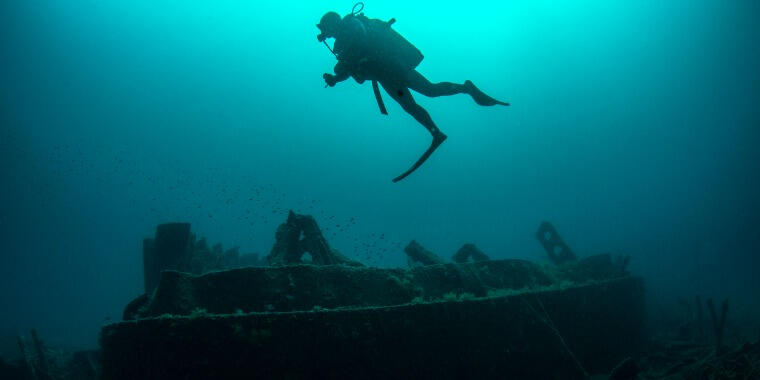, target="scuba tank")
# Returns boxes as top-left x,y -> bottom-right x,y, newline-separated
348,2 -> 424,72
342,2 -> 424,115
320,3 -> 424,115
